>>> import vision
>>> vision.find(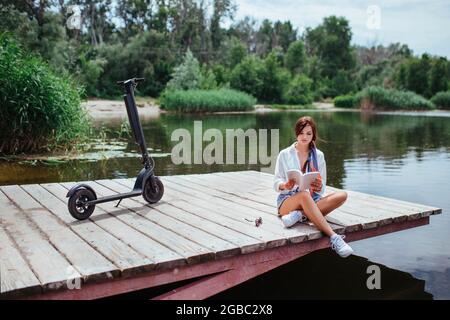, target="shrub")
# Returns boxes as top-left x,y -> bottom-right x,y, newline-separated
0,34 -> 90,154
354,86 -> 434,110
160,89 -> 256,112
282,75 -> 314,105
334,95 -> 356,108
230,56 -> 264,99
429,58 -> 448,96
166,49 -> 202,91
284,40 -> 306,74
430,91 -> 450,109
259,52 -> 290,103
